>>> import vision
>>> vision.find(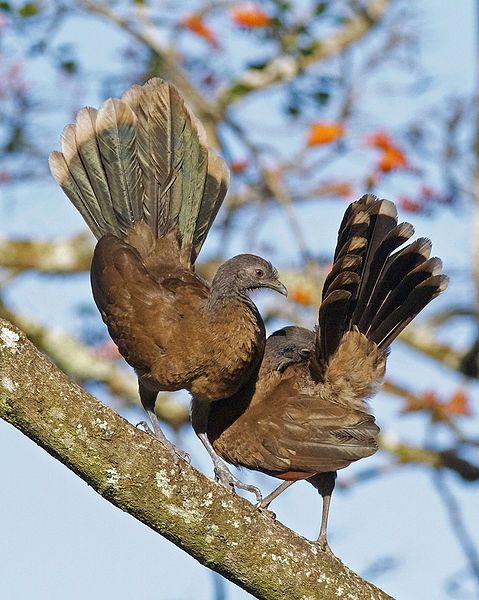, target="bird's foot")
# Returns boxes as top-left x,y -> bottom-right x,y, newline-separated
255,501 -> 277,520
136,421 -> 190,464
257,496 -> 272,510
136,420 -> 152,434
214,462 -> 262,503
161,441 -> 191,465
315,536 -> 334,556
171,445 -> 191,464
